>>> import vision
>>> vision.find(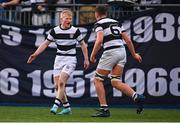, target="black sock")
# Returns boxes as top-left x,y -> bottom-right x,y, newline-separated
53,98 -> 61,107
132,93 -> 138,101
100,105 -> 109,111
63,102 -> 70,109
